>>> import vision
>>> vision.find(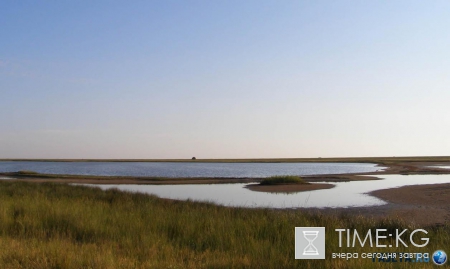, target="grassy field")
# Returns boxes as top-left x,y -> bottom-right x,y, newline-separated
0,181 -> 447,268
